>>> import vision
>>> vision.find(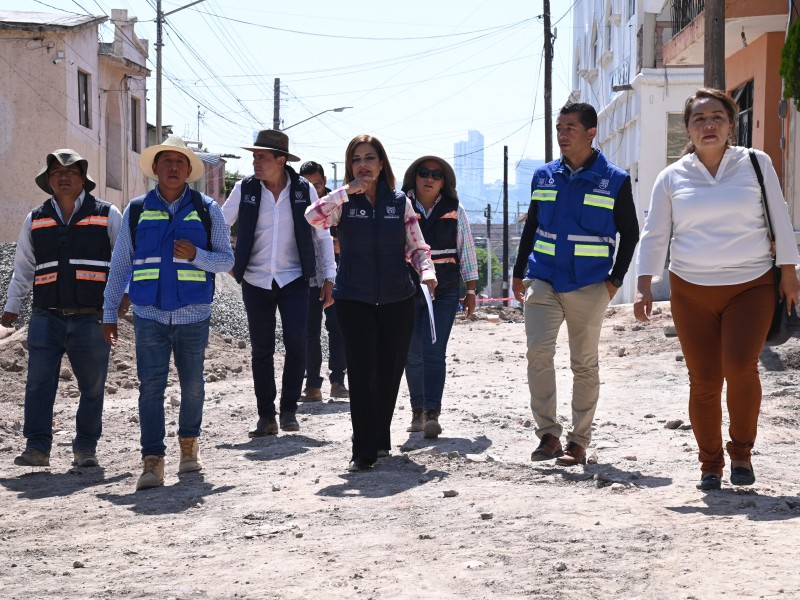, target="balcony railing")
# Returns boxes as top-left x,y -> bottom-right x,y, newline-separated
671,0 -> 704,37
